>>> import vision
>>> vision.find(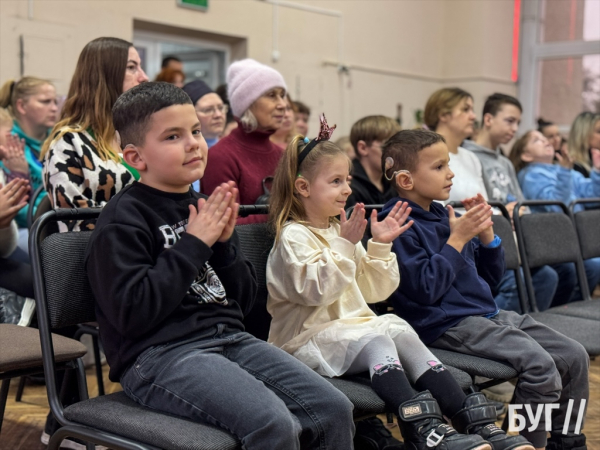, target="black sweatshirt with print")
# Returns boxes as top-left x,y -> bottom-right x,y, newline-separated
85,182 -> 257,381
